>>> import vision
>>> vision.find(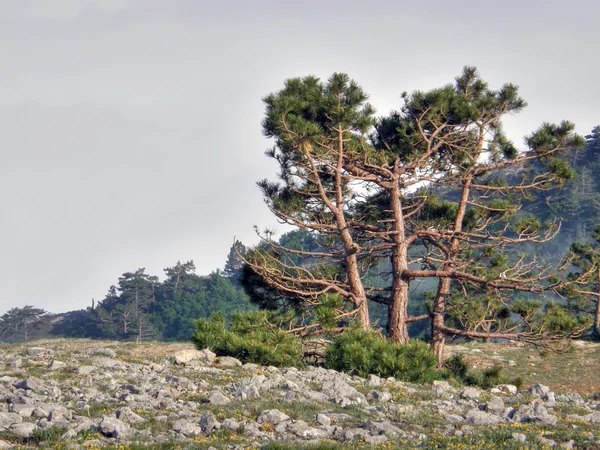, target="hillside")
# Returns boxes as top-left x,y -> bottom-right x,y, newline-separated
0,339 -> 599,449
